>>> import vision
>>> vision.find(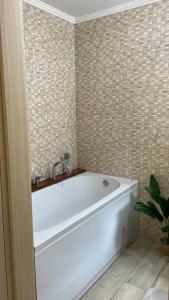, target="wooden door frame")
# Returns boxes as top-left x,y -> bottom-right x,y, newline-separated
0,71 -> 13,300
0,0 -> 36,299
0,176 -> 8,300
